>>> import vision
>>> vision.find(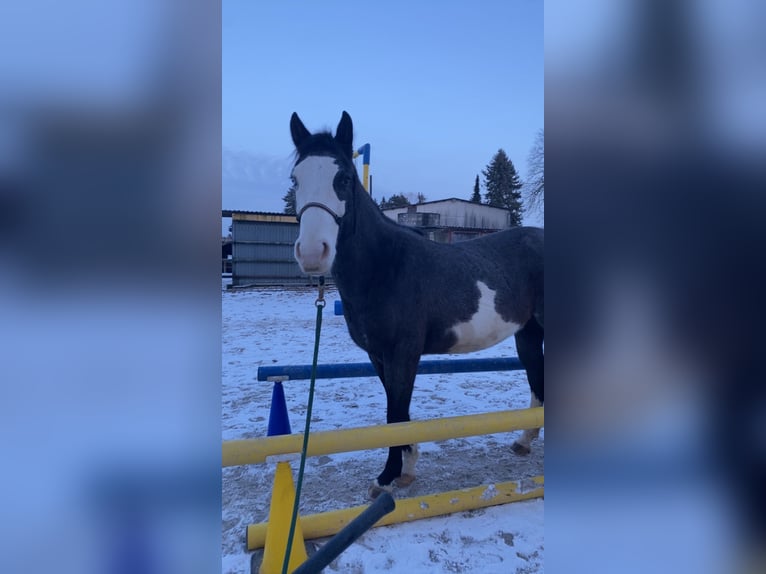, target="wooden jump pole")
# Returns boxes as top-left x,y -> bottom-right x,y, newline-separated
222,407 -> 543,467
